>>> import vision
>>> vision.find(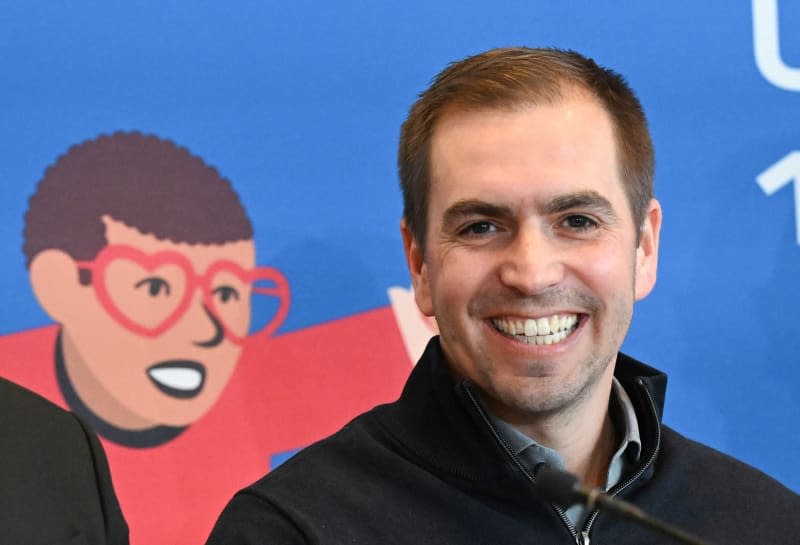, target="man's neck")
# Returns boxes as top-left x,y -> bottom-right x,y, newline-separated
564,413 -> 617,489
510,374 -> 617,489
